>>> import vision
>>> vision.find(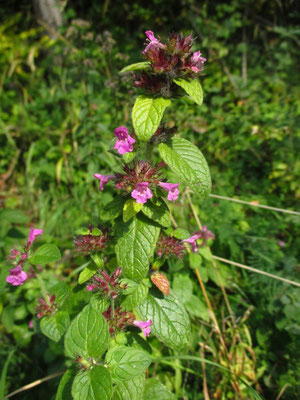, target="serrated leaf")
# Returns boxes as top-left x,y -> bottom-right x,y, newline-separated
123,199 -> 143,223
71,366 -> 112,400
78,264 -> 98,284
51,282 -> 69,306
40,311 -> 70,342
132,96 -> 171,142
106,345 -> 151,382
114,375 -> 145,400
198,246 -> 213,261
115,216 -> 160,281
136,291 -> 191,350
173,228 -> 190,240
56,366 -> 77,400
185,295 -> 210,321
29,244 -> 61,265
90,295 -> 110,313
121,280 -> 149,310
101,197 -> 126,221
174,78 -> 203,105
65,305 -> 109,359
120,62 -> 151,73
142,199 -> 170,227
158,137 -> 211,200
143,378 -> 175,400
